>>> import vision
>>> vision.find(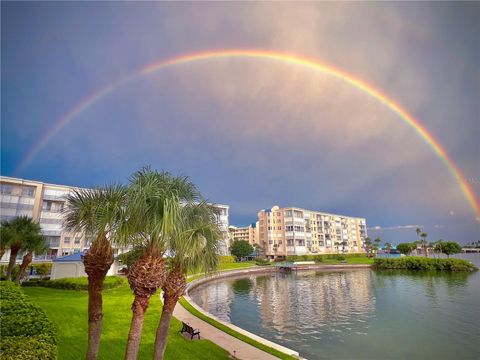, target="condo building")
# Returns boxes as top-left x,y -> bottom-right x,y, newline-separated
0,176 -> 231,260
228,222 -> 259,246
258,205 -> 367,259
